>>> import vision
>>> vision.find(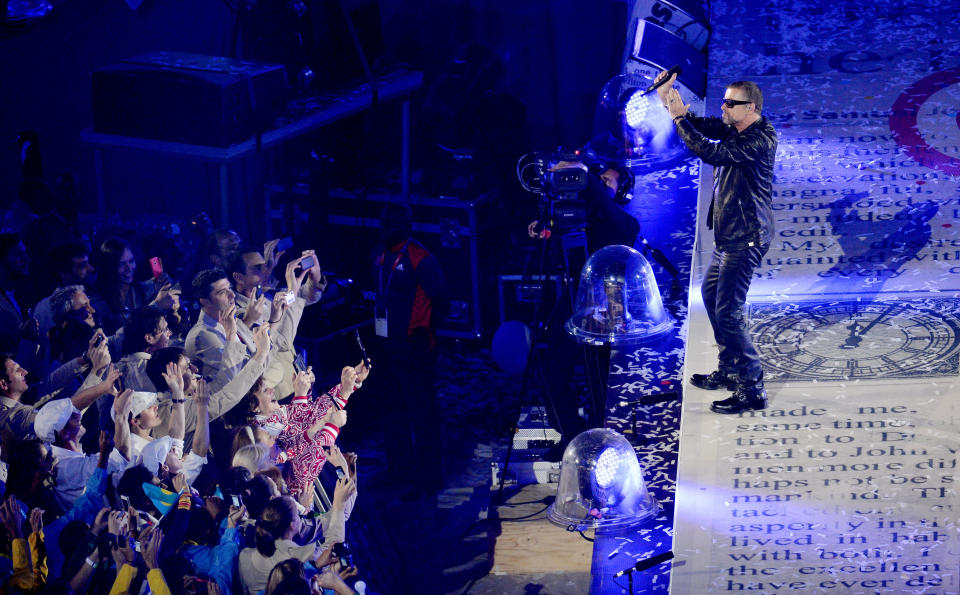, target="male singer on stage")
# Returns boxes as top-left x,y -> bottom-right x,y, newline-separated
655,70 -> 778,414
